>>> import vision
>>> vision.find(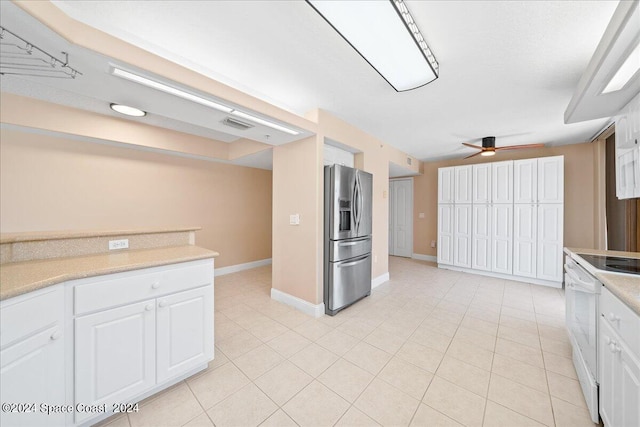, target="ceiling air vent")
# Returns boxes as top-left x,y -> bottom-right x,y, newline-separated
222,117 -> 254,131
